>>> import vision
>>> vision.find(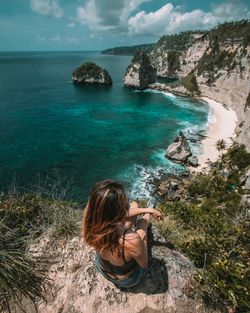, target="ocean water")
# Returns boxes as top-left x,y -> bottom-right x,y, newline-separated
0,51 -> 209,201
